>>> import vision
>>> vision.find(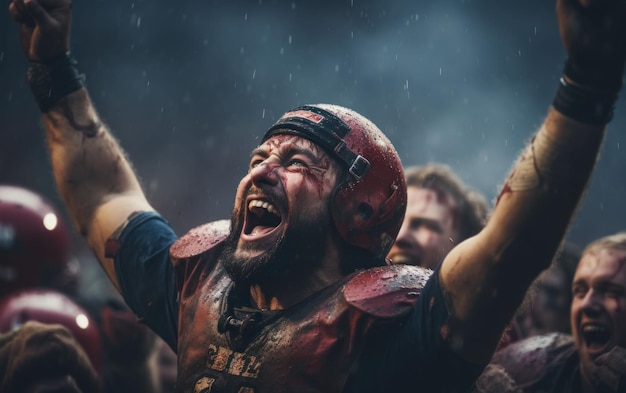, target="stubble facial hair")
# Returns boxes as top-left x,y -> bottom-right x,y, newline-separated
221,200 -> 331,287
